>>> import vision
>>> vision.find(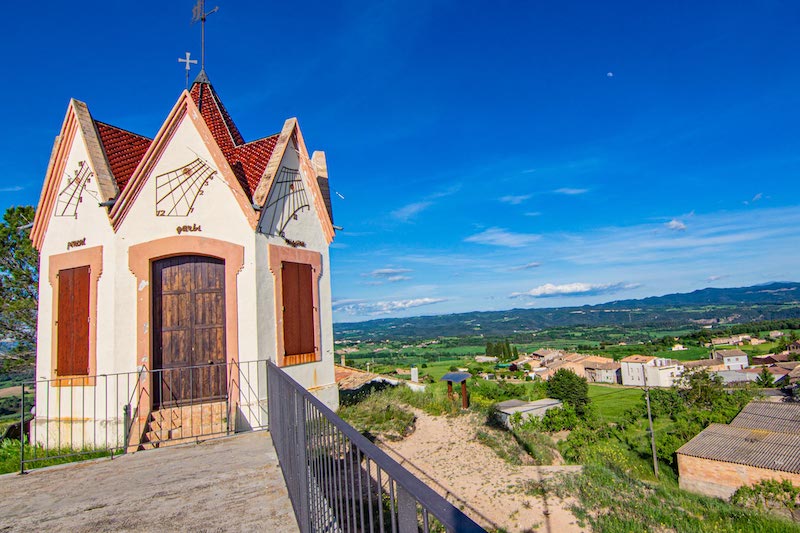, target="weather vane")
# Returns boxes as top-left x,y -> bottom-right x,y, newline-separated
192,0 -> 219,73
177,52 -> 198,89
